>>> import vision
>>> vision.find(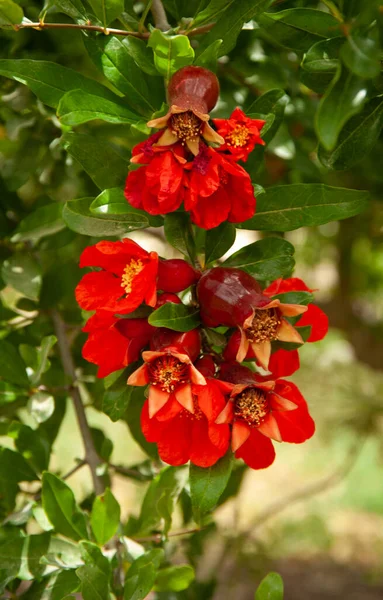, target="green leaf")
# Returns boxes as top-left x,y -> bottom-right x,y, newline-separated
149,303 -> 201,332
84,35 -> 163,116
258,8 -> 340,52
340,33 -> 380,80
0,339 -> 29,387
8,421 -> 51,472
42,472 -> 89,541
301,37 -> 343,73
205,222 -> 236,265
58,90 -> 140,126
272,291 -> 314,306
91,488 -> 120,546
190,451 -> 233,525
11,203 -> 65,243
86,0 -> 123,26
148,30 -> 195,80
124,388 -> 158,460
223,238 -> 295,281
91,188 -> 162,227
124,549 -> 164,600
192,0 -> 233,26
164,213 -> 196,262
155,565 -> 195,592
77,541 -> 111,600
61,132 -> 128,190
0,0 -> 23,25
42,0 -> 89,23
194,40 -> 223,72
198,0 -> 272,57
0,447 -> 38,483
0,533 -> 24,593
123,37 -> 159,76
26,532 -> 51,581
136,466 -> 188,536
238,184 -> 369,231
315,65 -> 368,151
103,370 -> 135,422
0,59 -> 116,109
318,95 -> 383,170
28,391 -> 55,424
246,89 -> 289,145
30,335 -> 57,387
255,572 -> 284,600
2,253 -> 42,301
38,567 -> 80,598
